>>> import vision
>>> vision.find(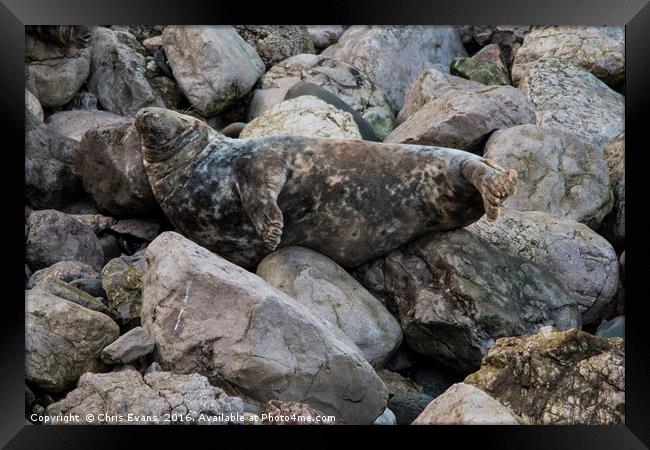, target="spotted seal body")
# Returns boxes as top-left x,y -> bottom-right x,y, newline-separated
135,107 -> 517,269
